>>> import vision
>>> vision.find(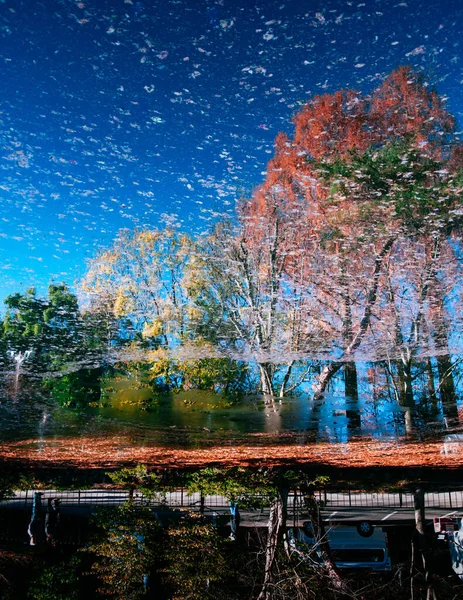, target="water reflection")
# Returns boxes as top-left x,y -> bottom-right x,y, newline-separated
0,359 -> 461,449
262,394 -> 282,433
7,349 -> 32,397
